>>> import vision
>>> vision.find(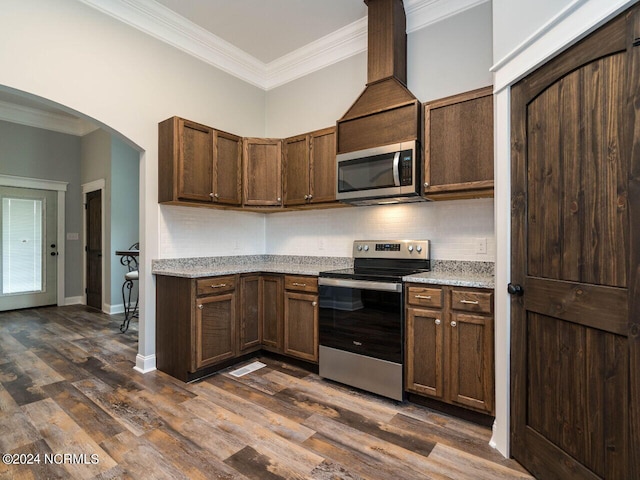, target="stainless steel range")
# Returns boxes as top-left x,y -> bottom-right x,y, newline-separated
318,240 -> 430,401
